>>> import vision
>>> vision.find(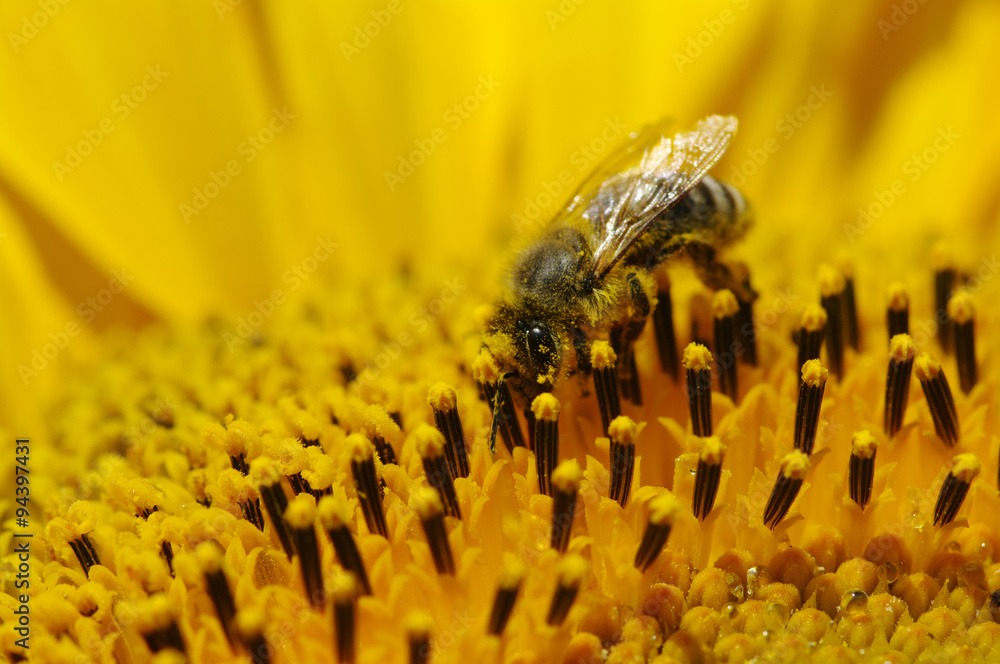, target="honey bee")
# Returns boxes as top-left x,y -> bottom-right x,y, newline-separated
482,115 -> 753,451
